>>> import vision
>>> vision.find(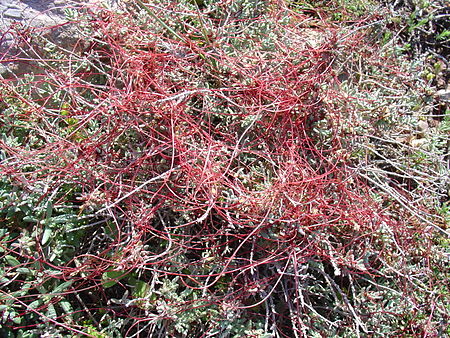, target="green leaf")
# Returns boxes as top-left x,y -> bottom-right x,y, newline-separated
45,201 -> 53,222
0,293 -> 14,304
53,280 -> 74,294
18,204 -> 30,214
23,216 -> 38,223
436,30 -> 450,40
50,214 -> 76,224
59,299 -> 73,314
131,280 -> 151,299
66,117 -> 78,126
41,227 -> 52,245
102,270 -> 127,288
29,299 -> 43,309
15,283 -> 31,297
12,313 -> 22,325
16,267 -> 32,275
5,255 -> 20,267
46,303 -> 57,319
